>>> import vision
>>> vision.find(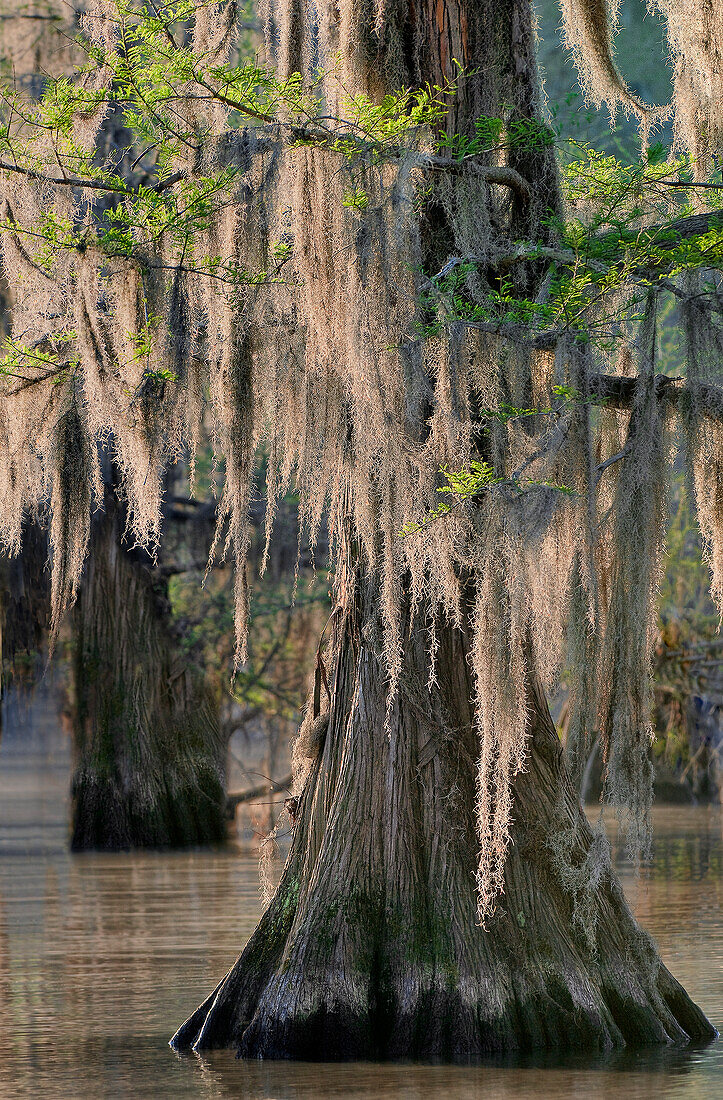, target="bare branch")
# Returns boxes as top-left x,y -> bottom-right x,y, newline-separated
0,159 -> 186,196
226,774 -> 293,816
595,442 -> 631,479
589,373 -> 723,421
